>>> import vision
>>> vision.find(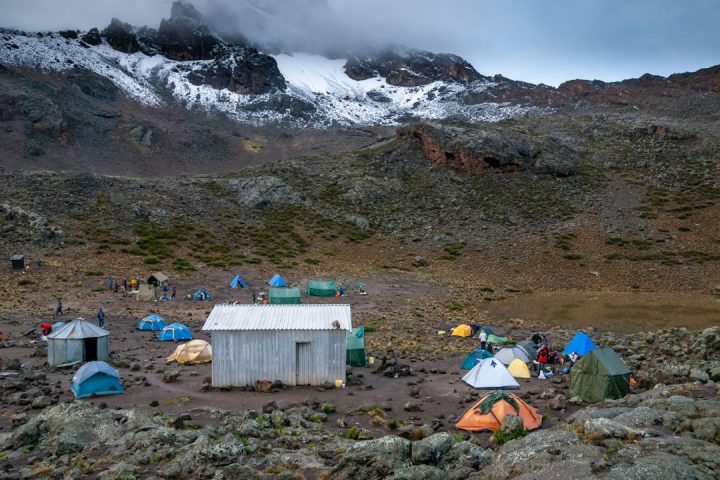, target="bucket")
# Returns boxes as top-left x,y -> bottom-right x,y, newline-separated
335,379 -> 343,389
368,356 -> 375,365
